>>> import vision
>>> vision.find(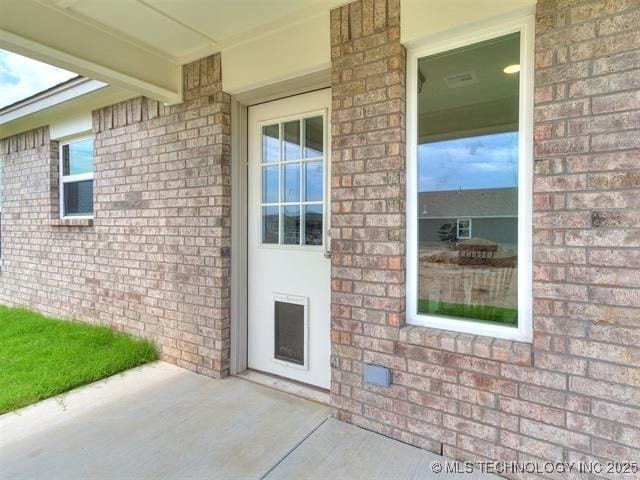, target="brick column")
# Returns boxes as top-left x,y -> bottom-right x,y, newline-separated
329,0 -> 407,430
532,0 -> 640,465
92,54 -> 232,377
